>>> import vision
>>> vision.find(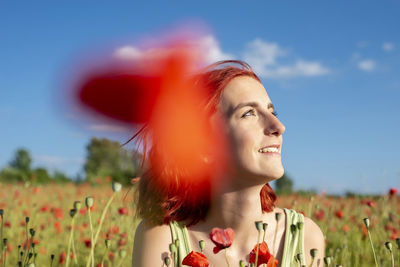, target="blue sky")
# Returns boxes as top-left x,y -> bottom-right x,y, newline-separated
1,1 -> 399,194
